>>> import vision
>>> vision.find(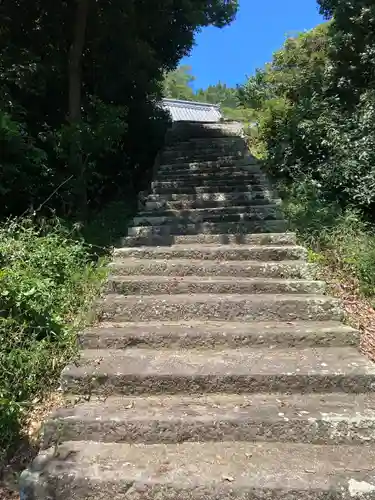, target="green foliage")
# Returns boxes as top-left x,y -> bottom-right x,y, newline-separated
238,6 -> 375,298
318,1 -> 375,108
0,0 -> 239,220
0,218 -> 107,461
280,182 -> 375,299
0,110 -> 49,216
164,65 -> 196,101
195,82 -> 238,108
239,17 -> 375,214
